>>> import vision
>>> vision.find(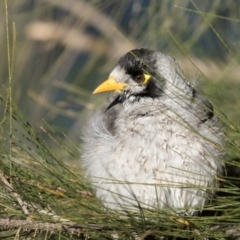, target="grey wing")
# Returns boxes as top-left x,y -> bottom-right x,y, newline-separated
192,89 -> 225,174
192,89 -> 214,124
